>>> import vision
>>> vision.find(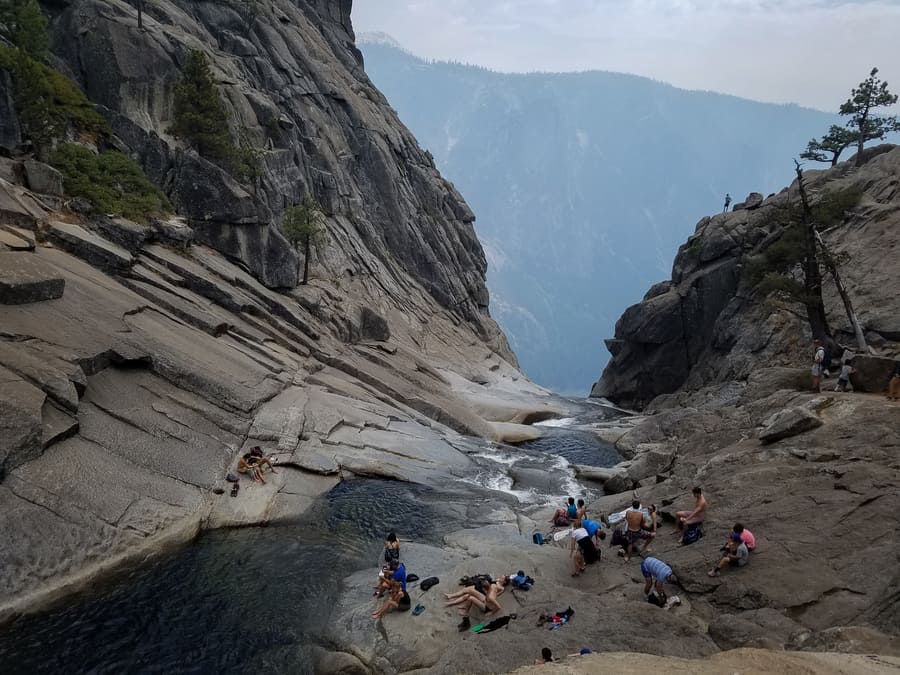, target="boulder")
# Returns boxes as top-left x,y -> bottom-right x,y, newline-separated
849,354 -> 896,393
150,216 -> 194,245
626,444 -> 674,482
23,160 -> 64,196
46,221 -> 133,273
0,252 -> 65,304
358,306 -> 390,342
733,192 -> 764,211
758,407 -> 823,444
0,366 -> 45,477
95,218 -> 152,253
0,228 -> 34,251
